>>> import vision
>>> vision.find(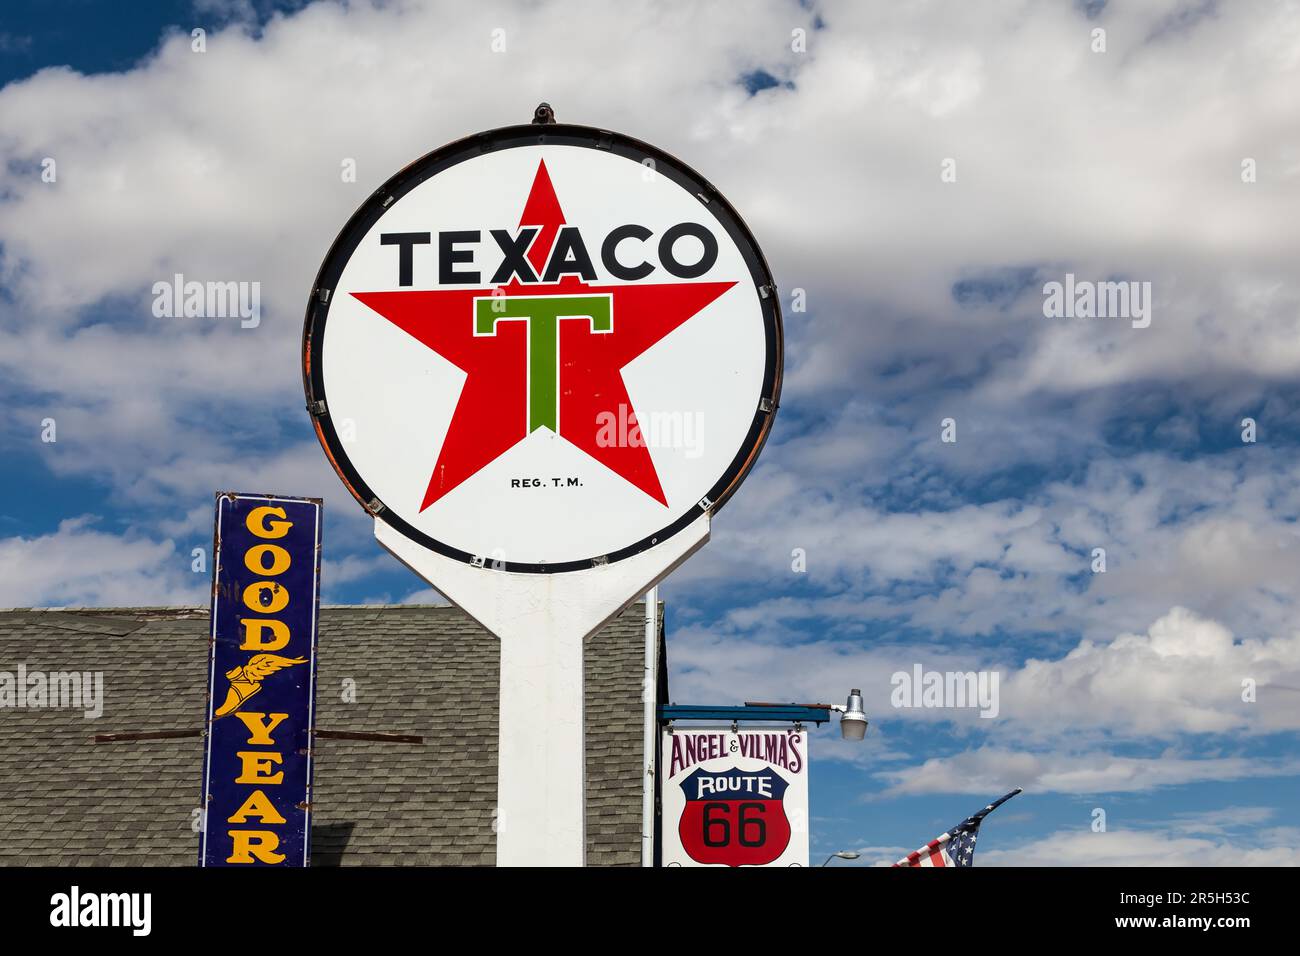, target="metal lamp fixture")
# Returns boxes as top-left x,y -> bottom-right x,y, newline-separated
720,689 -> 868,739
833,689 -> 868,740
822,851 -> 861,866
